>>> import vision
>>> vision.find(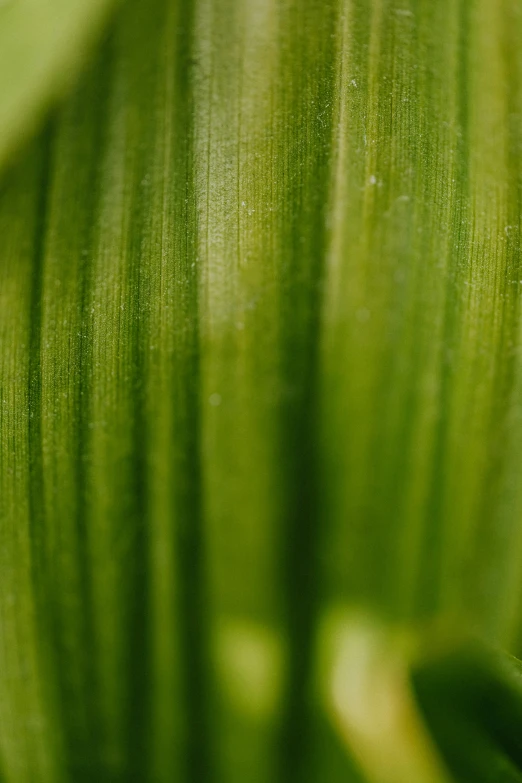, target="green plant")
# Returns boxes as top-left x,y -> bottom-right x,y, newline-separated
2,0 -> 522,781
